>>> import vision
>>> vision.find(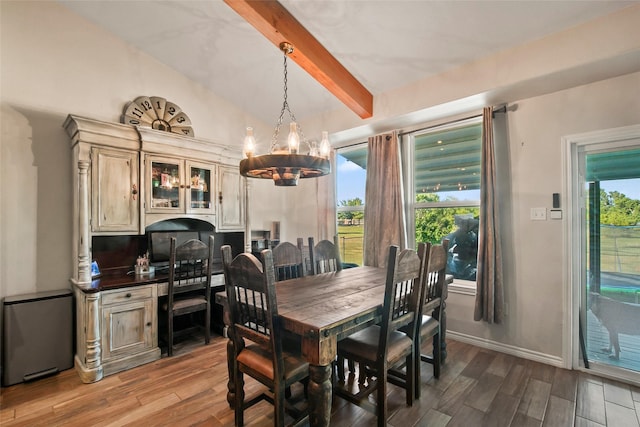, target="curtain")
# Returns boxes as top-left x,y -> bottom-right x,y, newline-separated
474,107 -> 504,323
363,131 -> 406,268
